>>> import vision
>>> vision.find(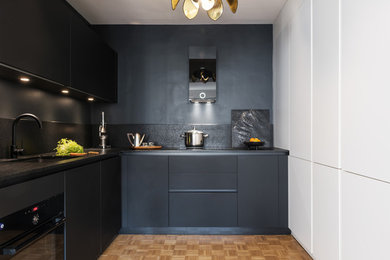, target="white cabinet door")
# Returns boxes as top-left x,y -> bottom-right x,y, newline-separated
313,163 -> 339,260
273,24 -> 290,150
312,0 -> 340,168
290,0 -> 312,161
341,171 -> 390,260
289,156 -> 312,253
341,0 -> 390,182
